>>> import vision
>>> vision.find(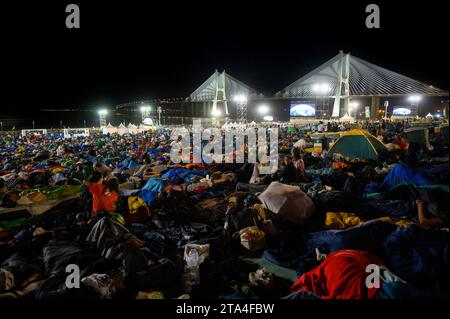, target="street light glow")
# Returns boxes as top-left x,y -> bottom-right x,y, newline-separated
408,95 -> 422,103
140,105 -> 151,112
349,101 -> 359,110
211,108 -> 222,117
98,109 -> 108,115
312,83 -> 330,94
258,104 -> 269,115
233,94 -> 248,104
